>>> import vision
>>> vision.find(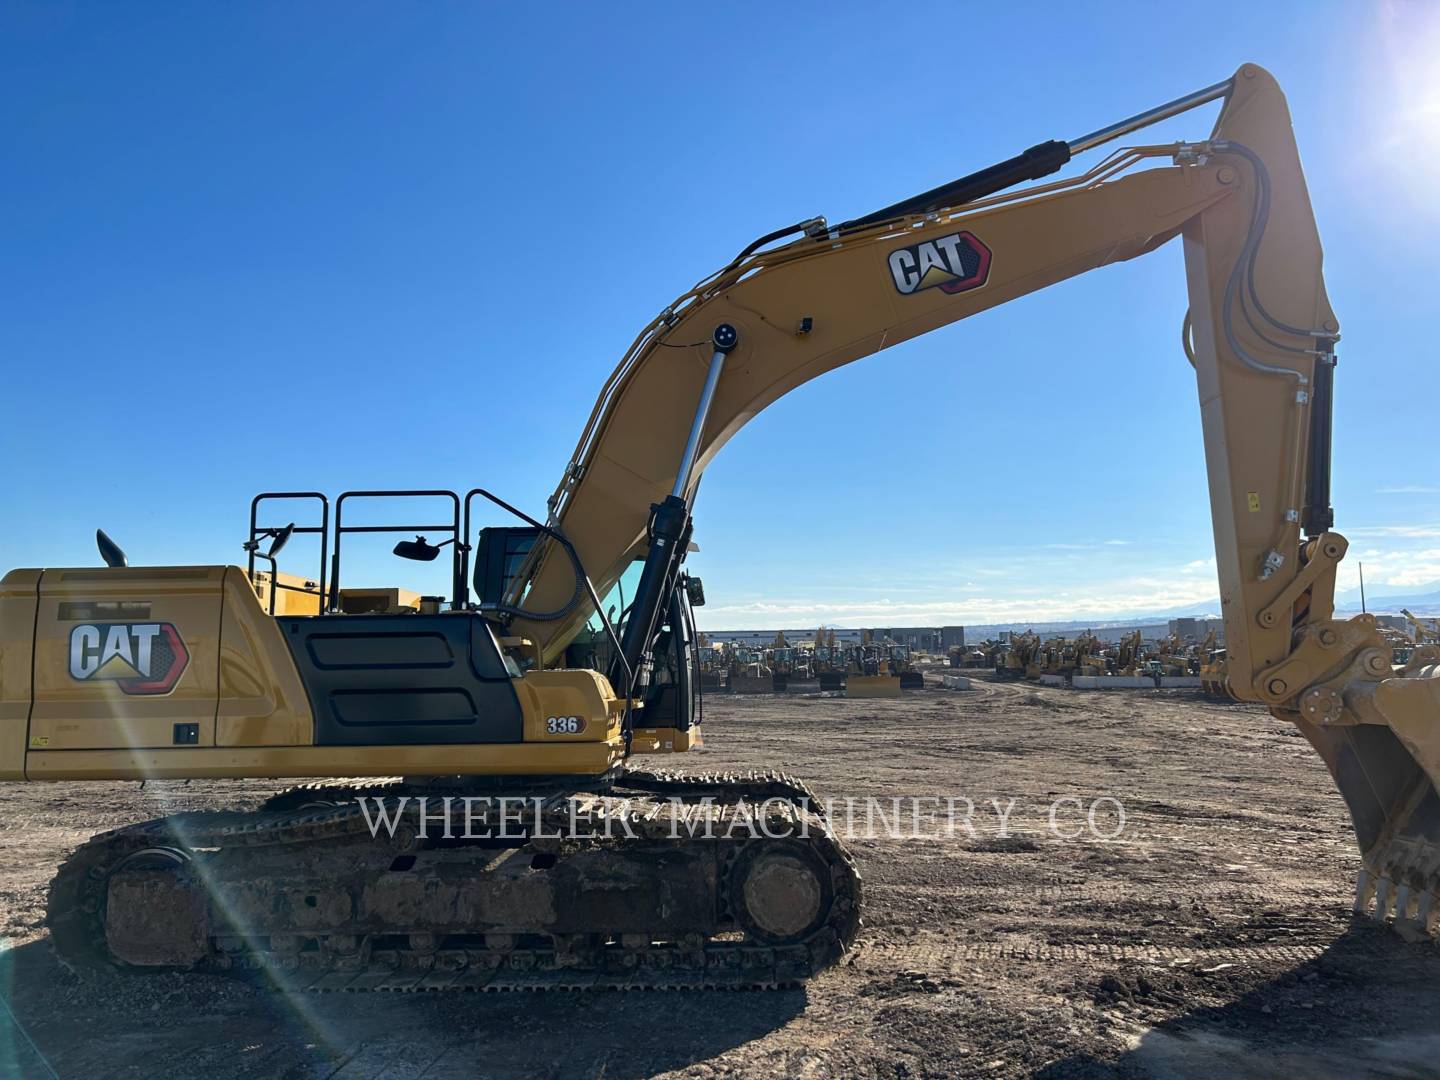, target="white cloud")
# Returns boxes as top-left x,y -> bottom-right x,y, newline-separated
1041,539 -> 1134,551
697,571 -> 1219,628
1337,545 -> 1440,591
1346,525 -> 1440,539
